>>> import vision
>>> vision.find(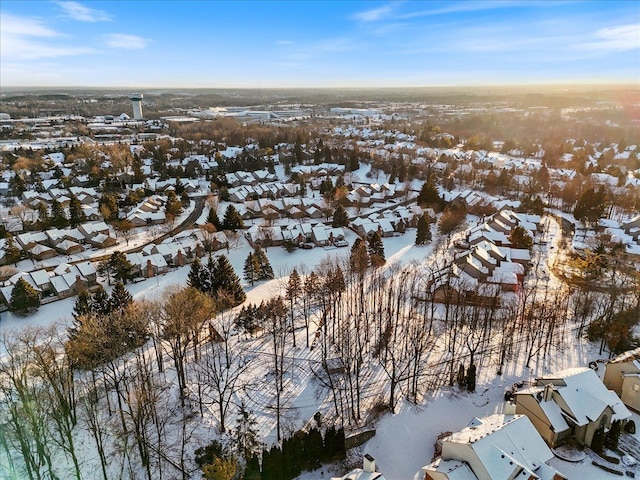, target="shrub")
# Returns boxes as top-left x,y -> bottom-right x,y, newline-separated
625,420 -> 636,434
